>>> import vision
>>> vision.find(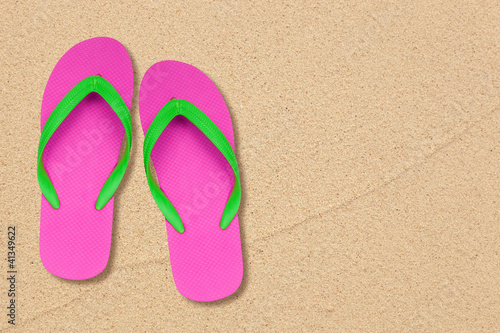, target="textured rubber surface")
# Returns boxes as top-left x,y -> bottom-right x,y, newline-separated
39,37 -> 133,280
139,61 -> 243,302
